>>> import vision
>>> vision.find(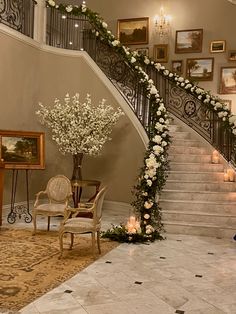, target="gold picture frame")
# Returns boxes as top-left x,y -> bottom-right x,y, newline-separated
171,60 -> 183,75
210,40 -> 226,53
175,29 -> 203,53
153,44 -> 168,63
0,130 -> 45,169
117,17 -> 149,45
219,66 -> 236,94
186,57 -> 214,81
